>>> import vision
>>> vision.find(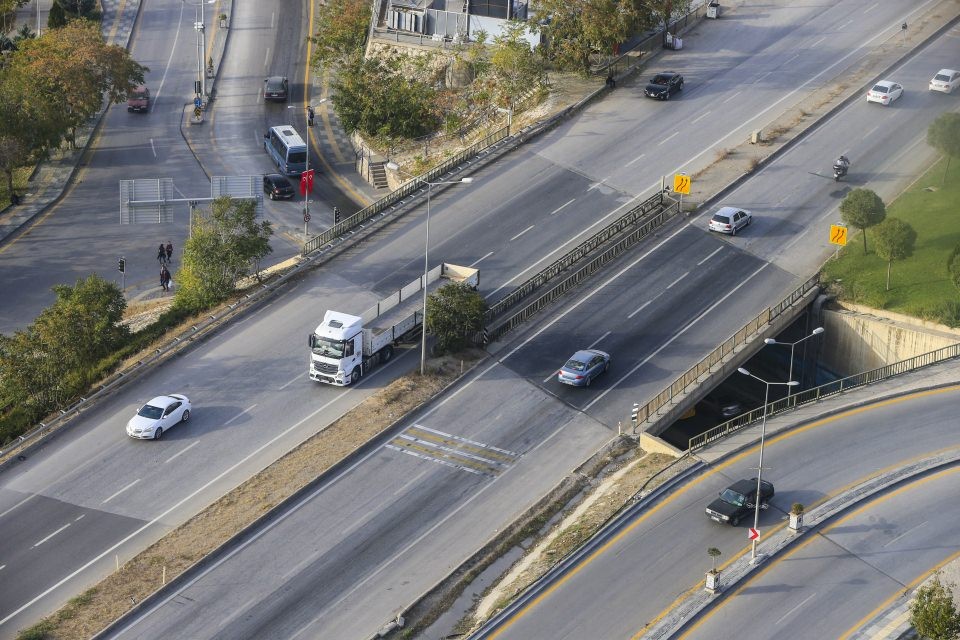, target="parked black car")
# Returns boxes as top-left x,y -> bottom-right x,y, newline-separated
705,478 -> 774,526
263,173 -> 295,200
645,72 -> 684,100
